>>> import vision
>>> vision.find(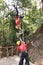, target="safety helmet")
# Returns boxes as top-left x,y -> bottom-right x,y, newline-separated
16,41 -> 20,45
15,25 -> 19,29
